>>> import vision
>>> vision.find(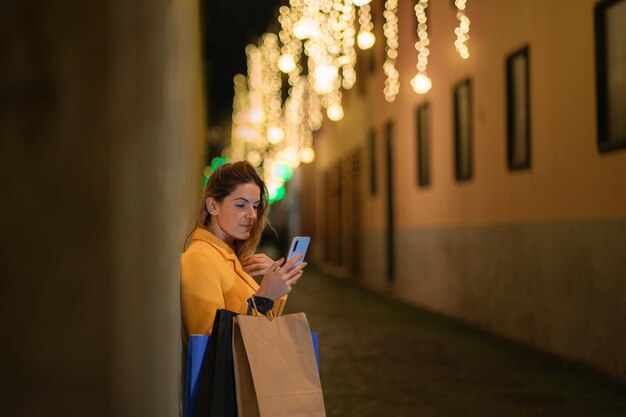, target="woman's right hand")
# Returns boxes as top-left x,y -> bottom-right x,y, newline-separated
254,255 -> 307,300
